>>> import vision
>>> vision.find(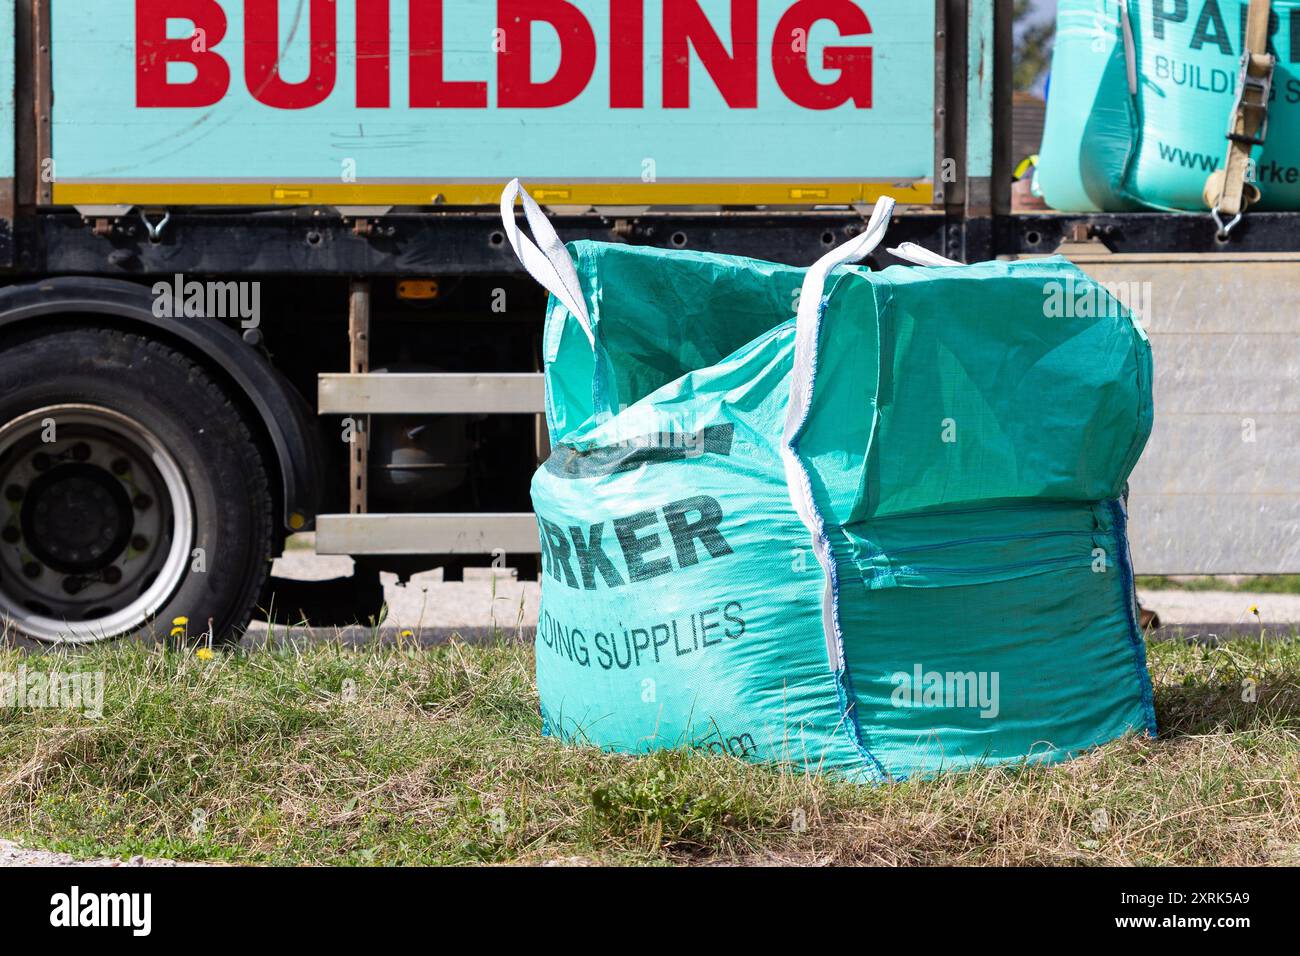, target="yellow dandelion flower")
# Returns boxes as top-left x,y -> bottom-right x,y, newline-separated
196,647 -> 214,661
1249,604 -> 1260,617
172,616 -> 189,627
400,629 -> 414,639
